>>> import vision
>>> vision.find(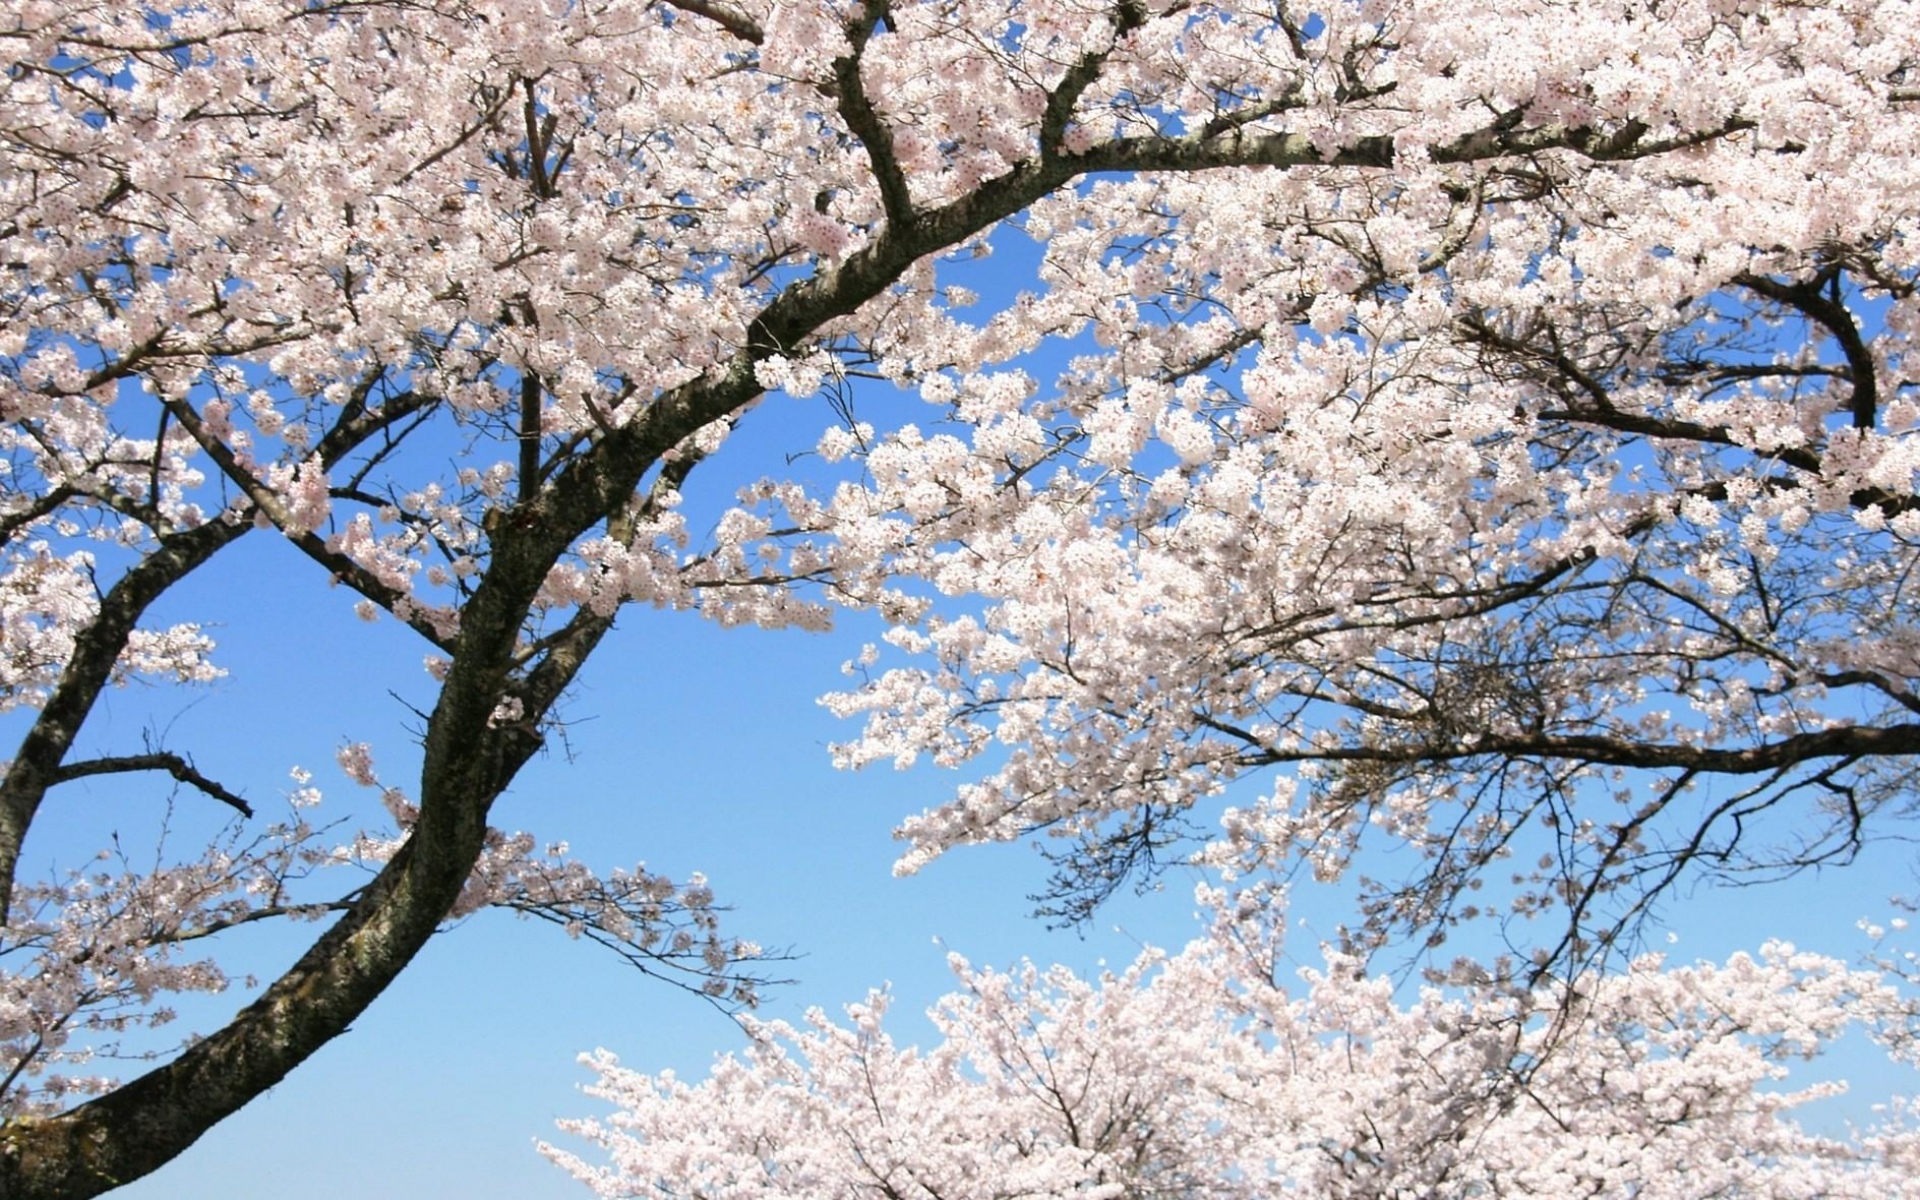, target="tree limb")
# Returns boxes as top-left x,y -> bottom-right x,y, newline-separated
50,754 -> 253,819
